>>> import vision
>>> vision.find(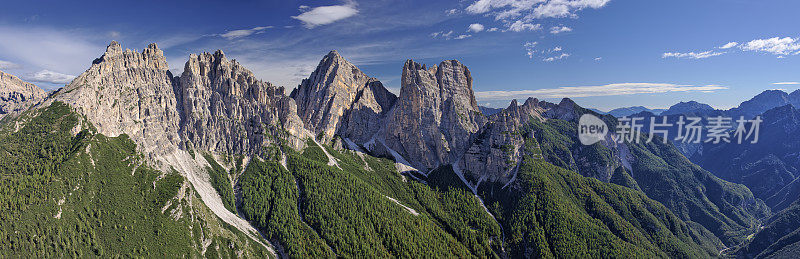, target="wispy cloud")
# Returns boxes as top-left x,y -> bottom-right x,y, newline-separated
665,36 -> 800,60
773,82 -> 800,85
550,25 -> 572,34
219,26 -> 273,39
740,37 -> 800,56
662,50 -> 724,59
0,25 -> 104,76
431,30 -> 471,40
292,2 -> 359,28
524,42 -> 569,61
0,60 -> 21,70
506,21 -> 541,32
466,0 -> 610,20
524,41 -> 538,58
719,42 -> 738,49
543,53 -> 569,62
475,83 -> 728,100
467,23 -> 485,33
27,70 -> 75,84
